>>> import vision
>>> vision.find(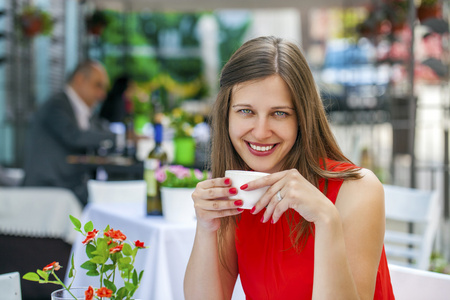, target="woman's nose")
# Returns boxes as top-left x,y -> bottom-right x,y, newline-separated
252,117 -> 272,140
